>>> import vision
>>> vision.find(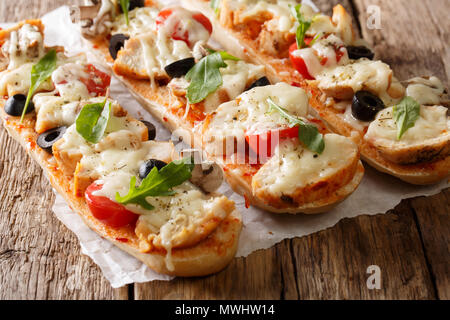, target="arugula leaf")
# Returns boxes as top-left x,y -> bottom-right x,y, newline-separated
76,99 -> 111,143
393,96 -> 421,140
308,32 -> 323,47
290,4 -> 312,49
120,0 -> 130,25
185,52 -> 227,104
211,0 -> 221,14
267,97 -> 325,154
115,158 -> 195,210
207,48 -> 240,61
20,49 -> 58,122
